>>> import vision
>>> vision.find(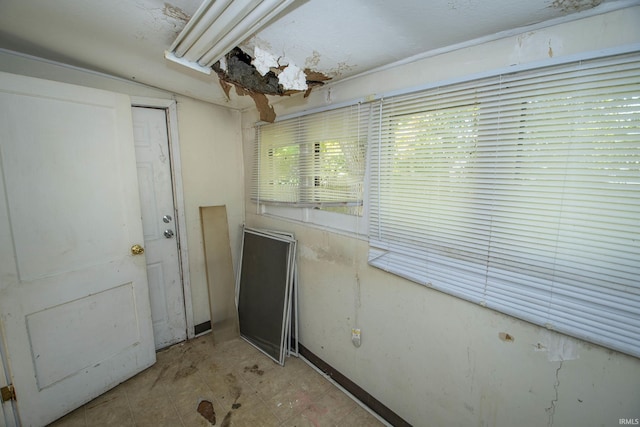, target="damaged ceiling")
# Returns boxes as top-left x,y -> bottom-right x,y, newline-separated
213,47 -> 331,121
1,0 -> 638,115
